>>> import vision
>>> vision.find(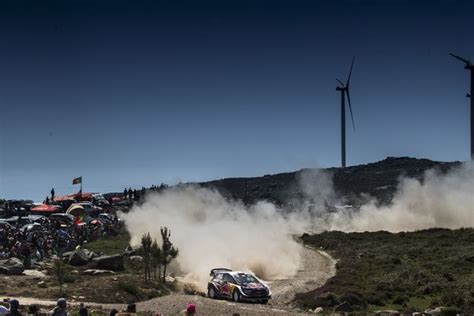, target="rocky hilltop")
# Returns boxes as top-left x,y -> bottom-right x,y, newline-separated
197,157 -> 460,207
